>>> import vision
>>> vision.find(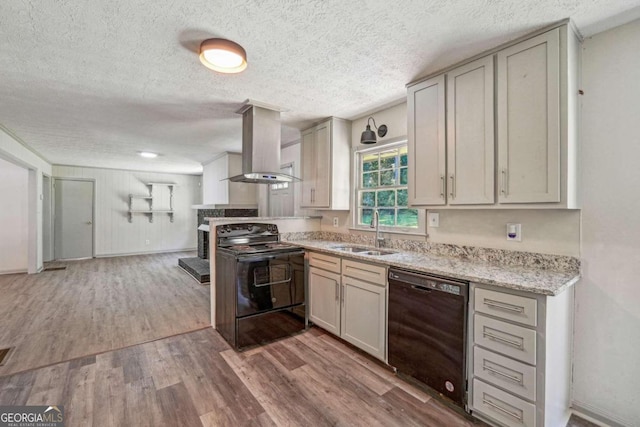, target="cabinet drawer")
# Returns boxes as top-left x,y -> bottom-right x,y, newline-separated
341,259 -> 386,286
308,252 -> 341,273
474,315 -> 536,365
472,379 -> 536,427
474,346 -> 536,401
475,287 -> 537,327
